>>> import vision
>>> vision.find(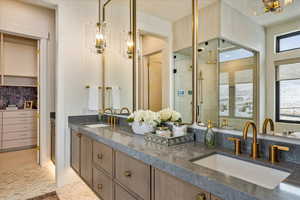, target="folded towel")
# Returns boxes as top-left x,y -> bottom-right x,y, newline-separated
88,86 -> 99,111
111,86 -> 121,110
